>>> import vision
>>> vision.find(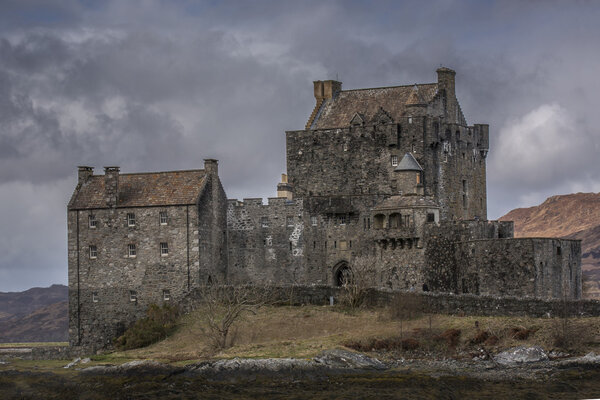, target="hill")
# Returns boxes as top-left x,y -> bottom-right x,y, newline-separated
0,284 -> 68,343
499,192 -> 600,297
